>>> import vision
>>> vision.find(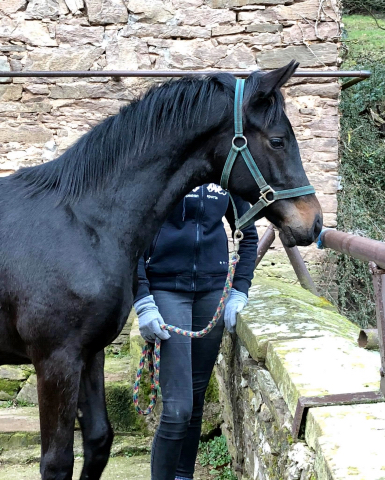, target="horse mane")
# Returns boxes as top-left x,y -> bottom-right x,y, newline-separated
11,72 -> 284,204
